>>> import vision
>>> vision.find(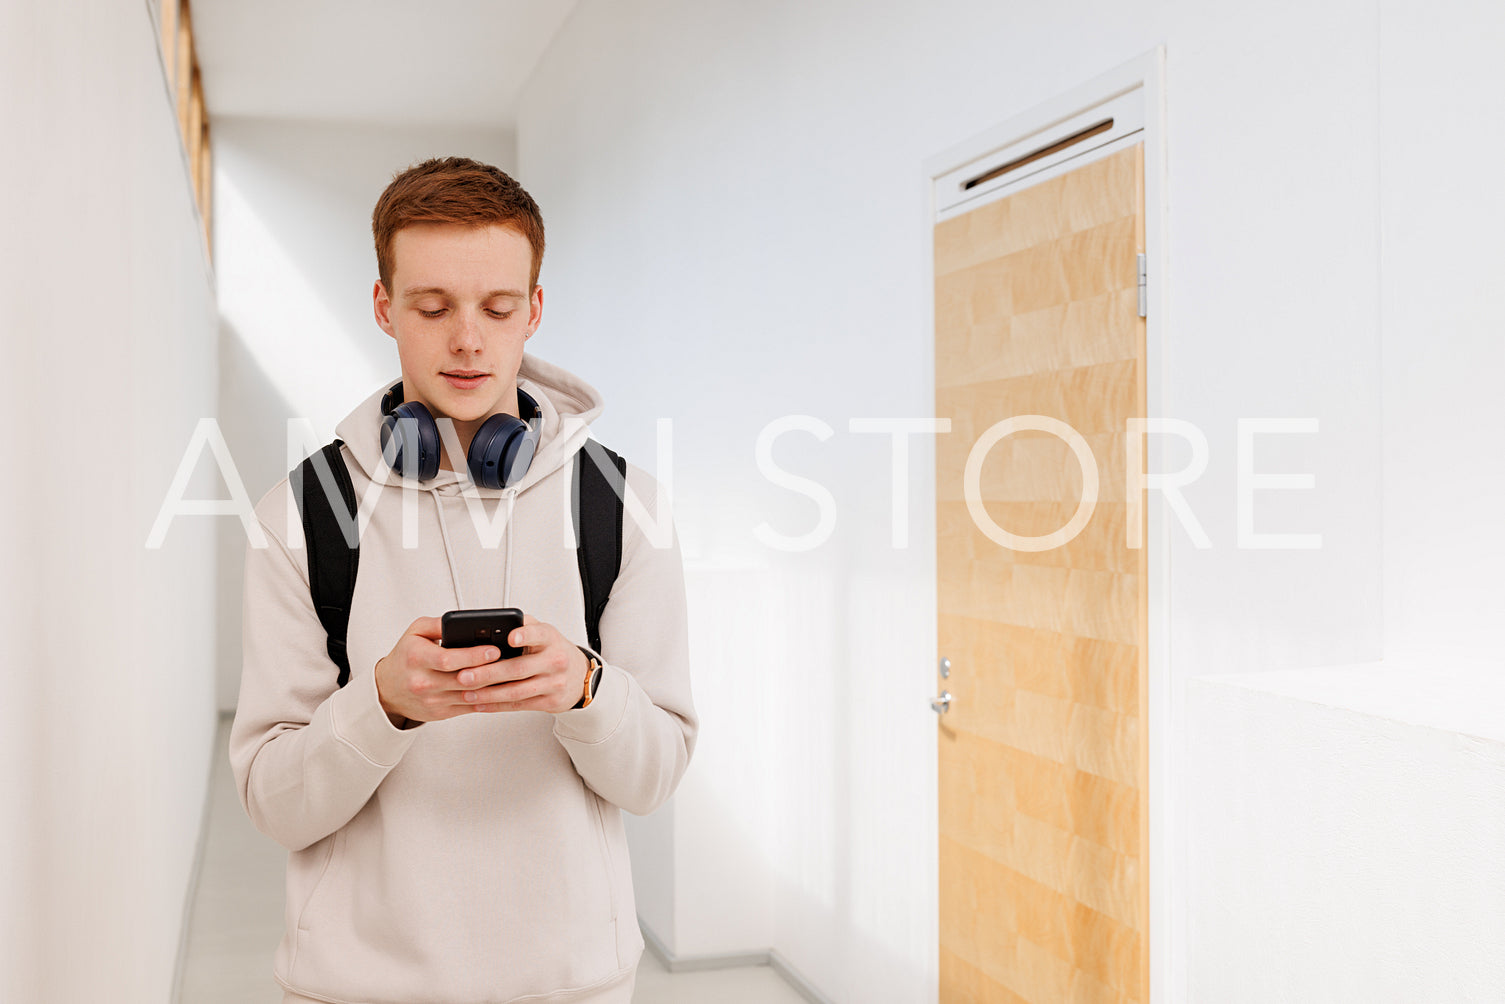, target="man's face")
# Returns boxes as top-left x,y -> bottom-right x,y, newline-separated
373,222 -> 543,427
